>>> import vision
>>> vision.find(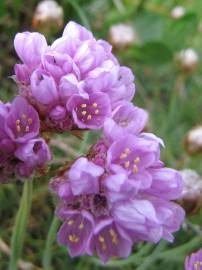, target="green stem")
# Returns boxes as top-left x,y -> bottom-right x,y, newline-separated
8,180 -> 33,270
135,236 -> 201,270
67,0 -> 91,30
42,217 -> 60,270
43,132 -> 91,269
78,131 -> 90,155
